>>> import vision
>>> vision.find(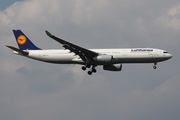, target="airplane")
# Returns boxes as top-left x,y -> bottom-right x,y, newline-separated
6,30 -> 172,75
